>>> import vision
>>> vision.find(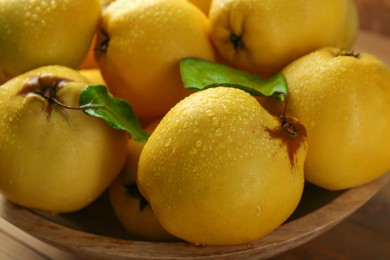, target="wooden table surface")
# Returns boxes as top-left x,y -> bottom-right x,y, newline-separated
1,30 -> 390,260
